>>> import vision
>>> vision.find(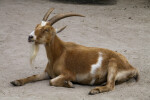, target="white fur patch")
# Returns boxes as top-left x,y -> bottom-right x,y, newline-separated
29,30 -> 36,40
90,53 -> 103,75
41,21 -> 47,26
